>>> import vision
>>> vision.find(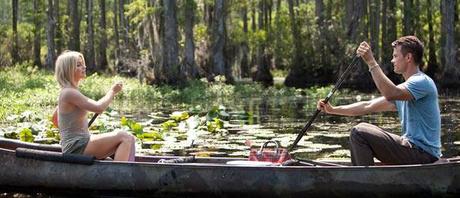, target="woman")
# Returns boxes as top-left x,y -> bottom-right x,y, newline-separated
53,51 -> 135,161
